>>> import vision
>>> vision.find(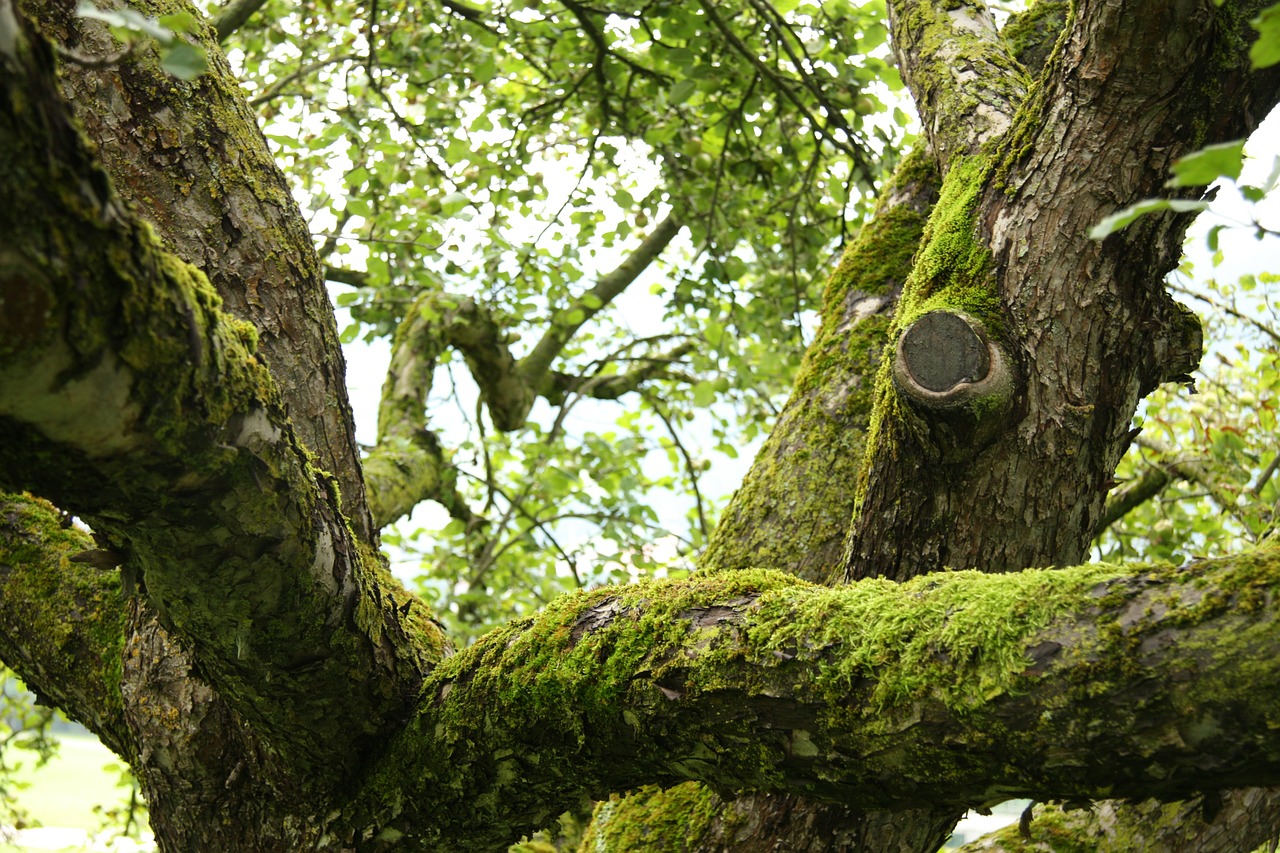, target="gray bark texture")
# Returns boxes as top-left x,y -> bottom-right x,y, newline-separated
1,0 -> 1279,850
